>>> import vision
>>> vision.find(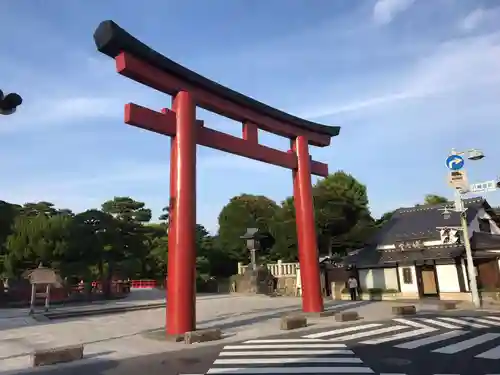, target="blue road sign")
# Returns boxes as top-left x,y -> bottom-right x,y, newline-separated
446,155 -> 465,170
